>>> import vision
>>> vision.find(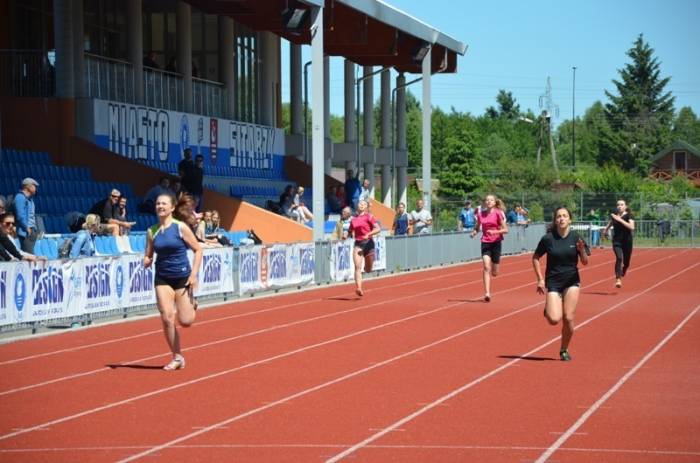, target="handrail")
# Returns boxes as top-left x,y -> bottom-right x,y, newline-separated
193,76 -> 224,87
84,52 -> 133,67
